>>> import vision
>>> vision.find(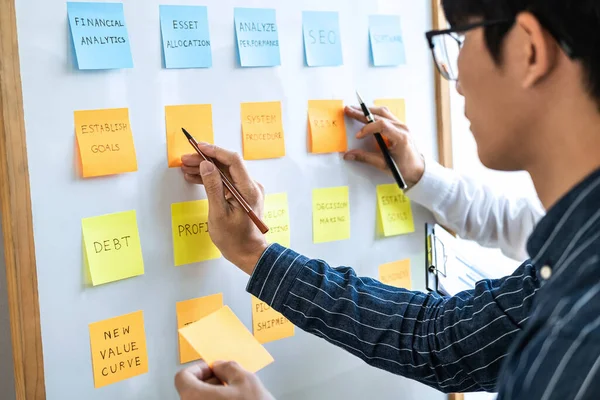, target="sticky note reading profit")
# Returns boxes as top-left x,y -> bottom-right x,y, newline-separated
251,296 -> 294,344
369,15 -> 406,66
308,100 -> 347,153
159,5 -> 212,68
179,305 -> 274,373
379,259 -> 412,289
234,8 -> 281,67
264,193 -> 291,247
82,210 -> 145,286
88,310 -> 148,388
176,294 -> 223,364
302,11 -> 343,66
312,186 -> 350,243
171,200 -> 221,266
376,184 -> 415,237
241,101 -> 285,160
374,98 -> 406,122
165,104 -> 214,168
67,2 -> 133,69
